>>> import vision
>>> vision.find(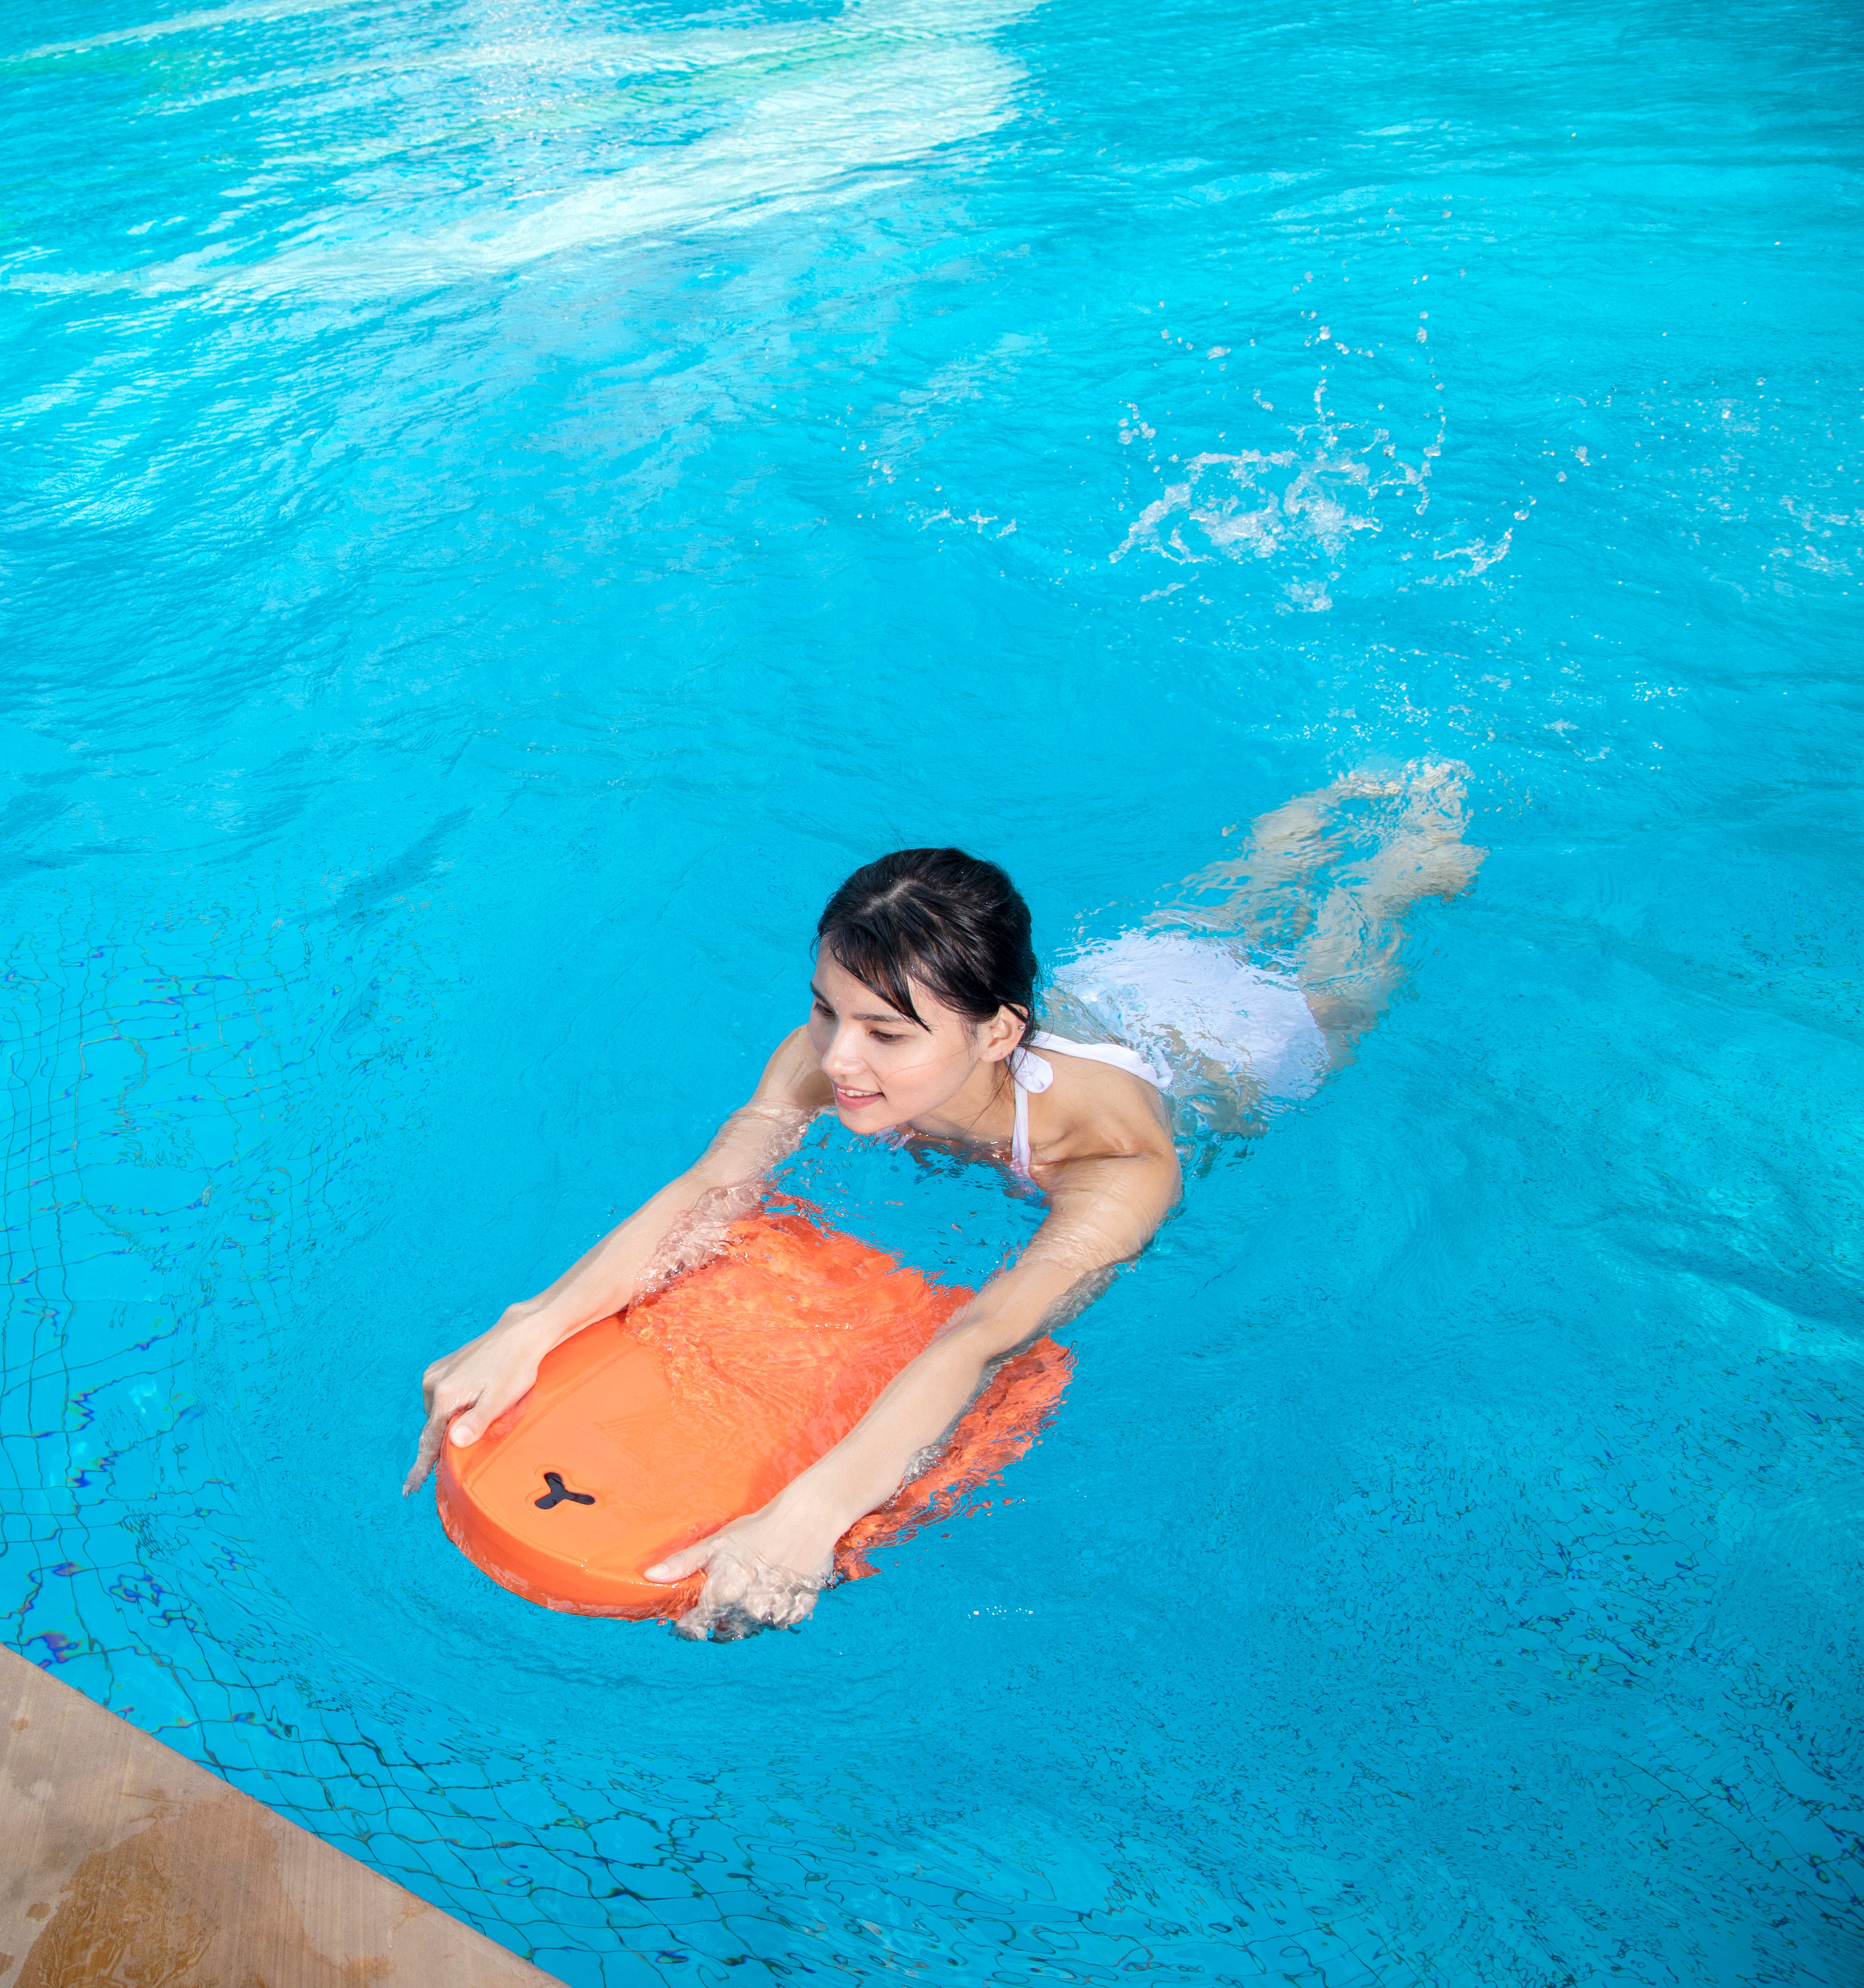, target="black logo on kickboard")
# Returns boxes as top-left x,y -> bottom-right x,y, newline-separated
535,1471 -> 596,1511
